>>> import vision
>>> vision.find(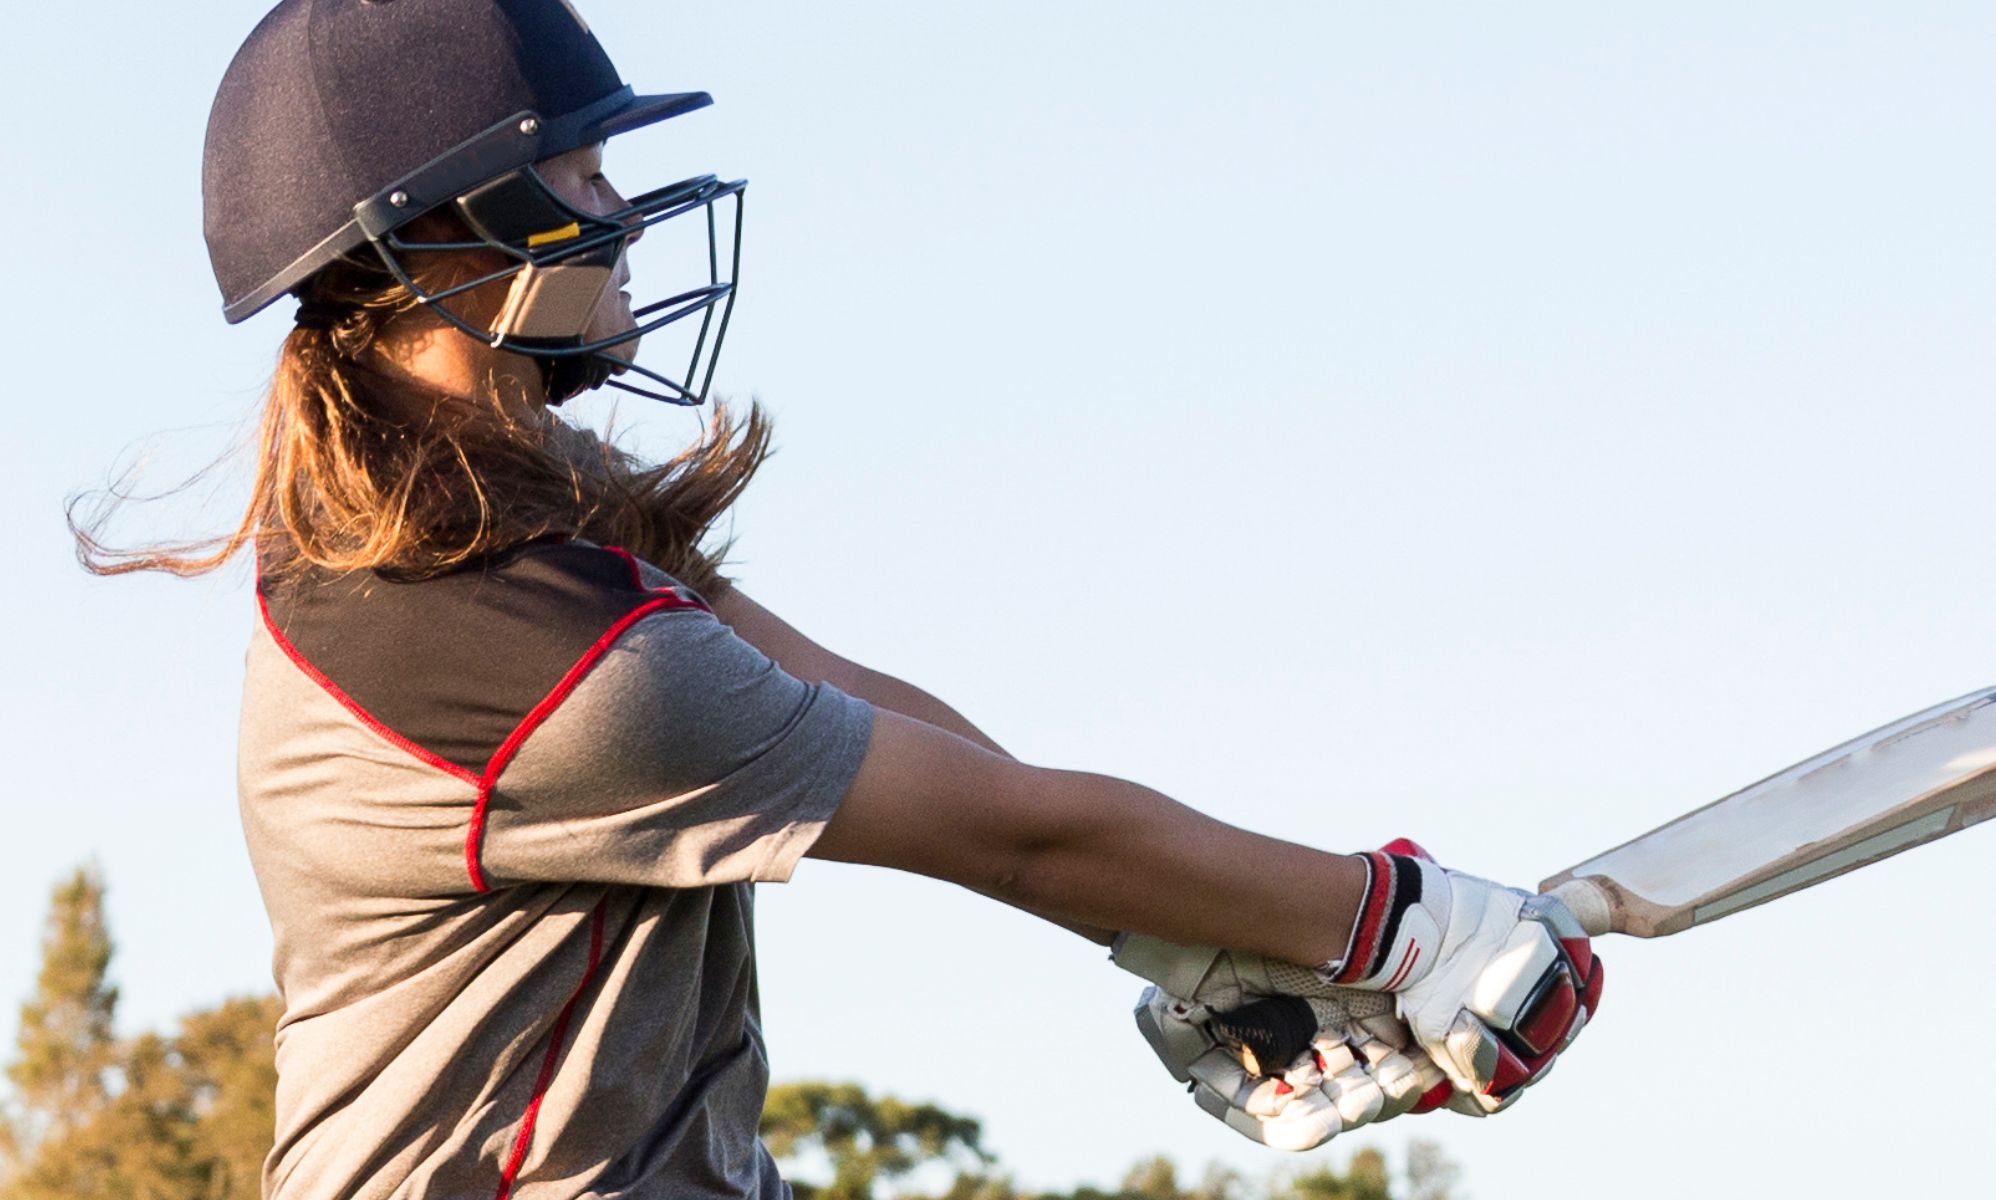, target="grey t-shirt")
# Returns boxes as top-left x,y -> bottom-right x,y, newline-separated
237,539 -> 873,1199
